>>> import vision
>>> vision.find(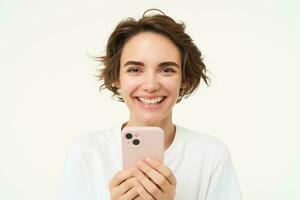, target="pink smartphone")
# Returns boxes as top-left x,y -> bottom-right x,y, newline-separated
121,126 -> 164,169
